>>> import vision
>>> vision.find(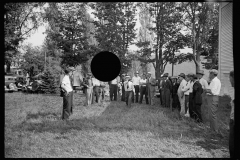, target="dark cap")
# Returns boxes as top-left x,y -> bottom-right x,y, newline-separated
163,73 -> 169,77
178,73 -> 185,79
